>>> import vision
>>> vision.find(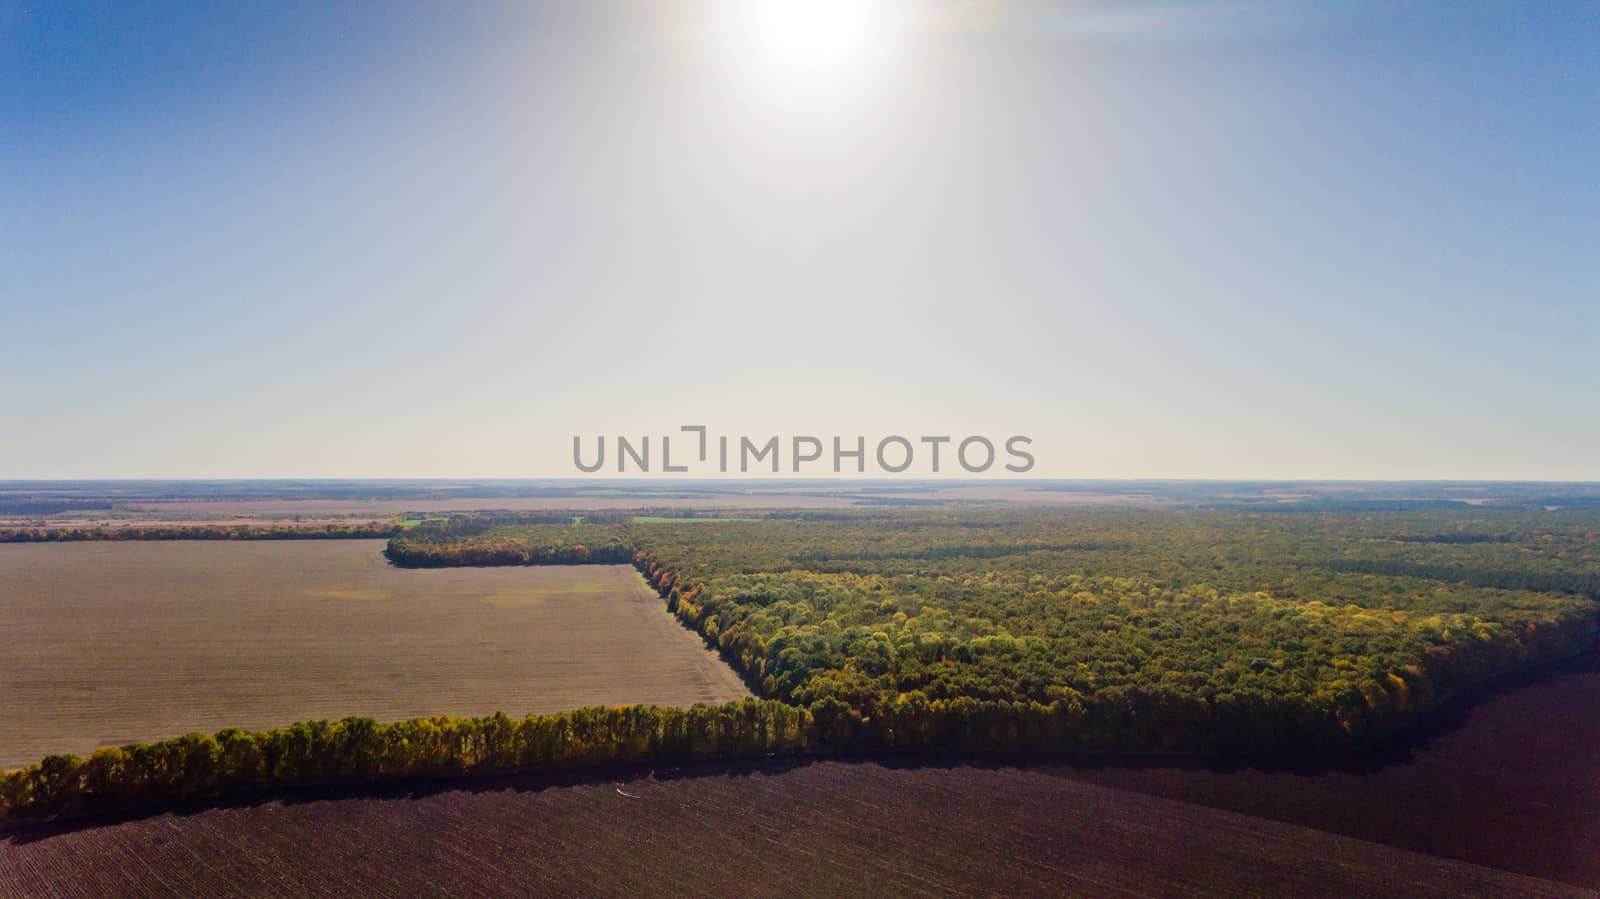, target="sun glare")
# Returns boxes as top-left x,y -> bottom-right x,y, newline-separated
729,0 -> 887,77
